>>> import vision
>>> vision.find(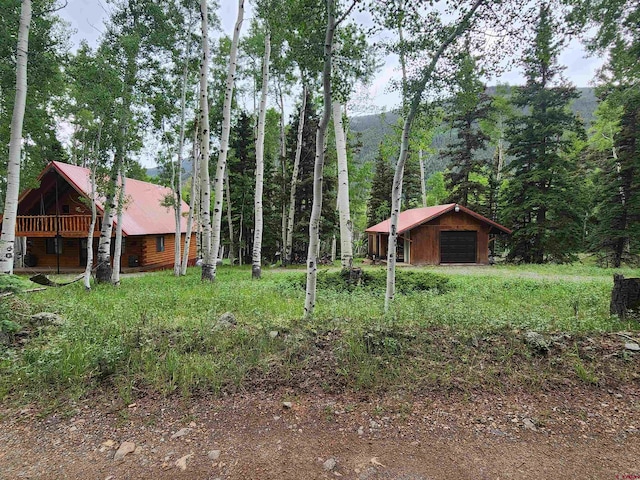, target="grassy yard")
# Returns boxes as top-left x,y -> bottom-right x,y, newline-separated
1,264 -> 639,405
